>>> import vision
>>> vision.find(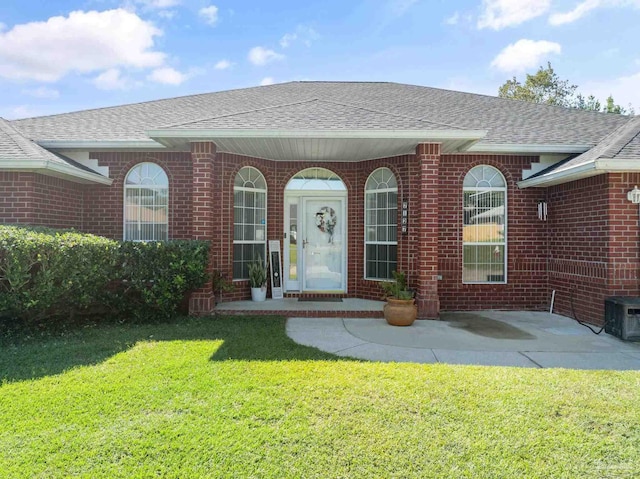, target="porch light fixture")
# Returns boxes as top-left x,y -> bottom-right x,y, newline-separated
627,186 -> 640,204
537,201 -> 547,221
